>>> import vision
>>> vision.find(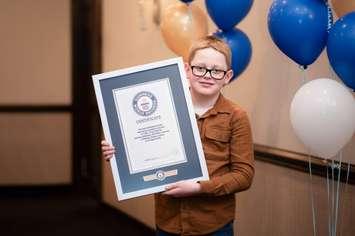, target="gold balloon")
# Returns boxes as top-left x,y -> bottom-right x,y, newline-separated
160,2 -> 208,61
332,0 -> 355,18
